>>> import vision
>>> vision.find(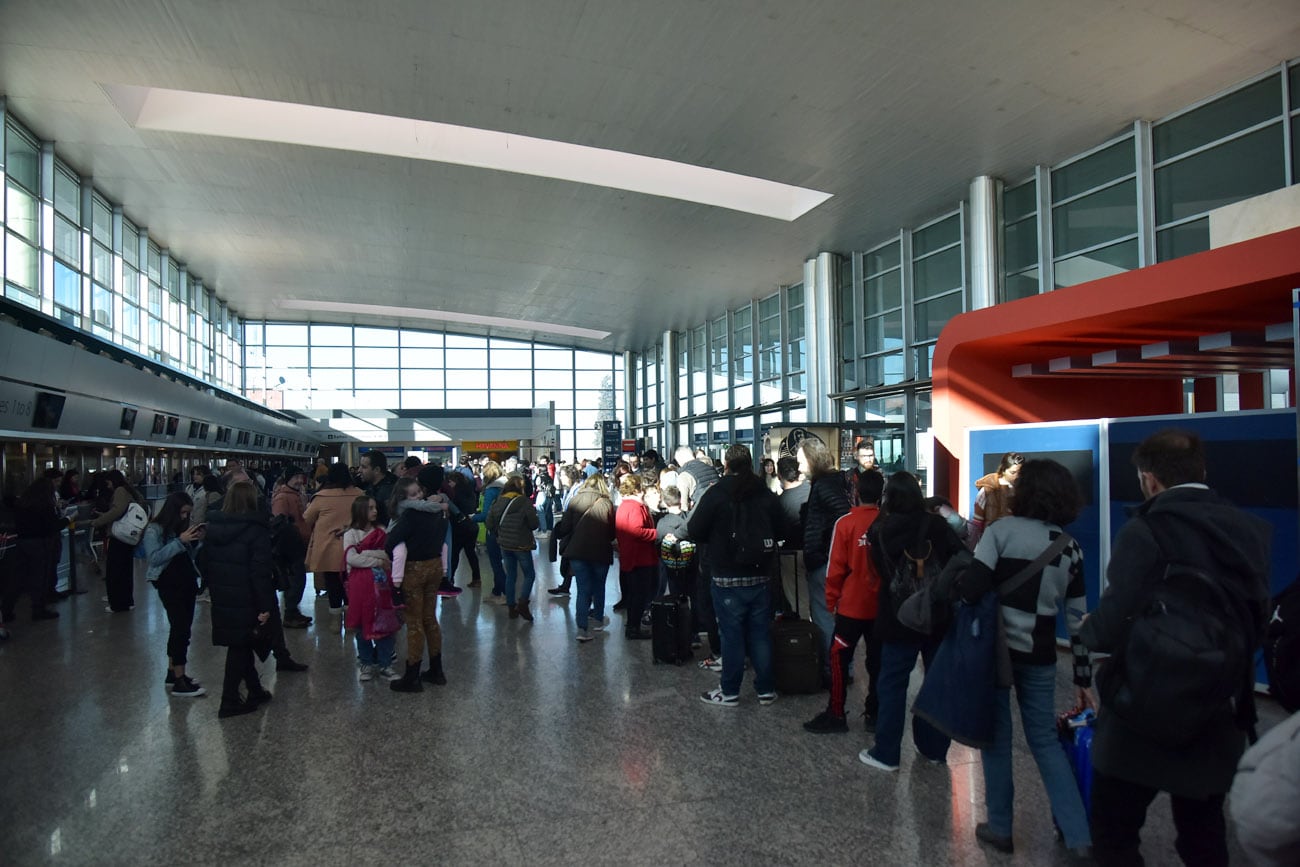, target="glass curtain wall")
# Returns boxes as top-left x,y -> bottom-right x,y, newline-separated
244,322 -> 621,460
1,106 -> 241,392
